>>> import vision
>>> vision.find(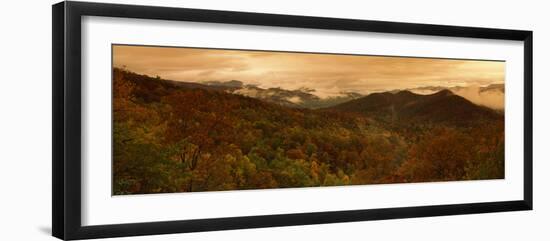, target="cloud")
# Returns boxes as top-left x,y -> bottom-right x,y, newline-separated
409,85 -> 505,110
113,45 -> 505,98
452,86 -> 505,110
